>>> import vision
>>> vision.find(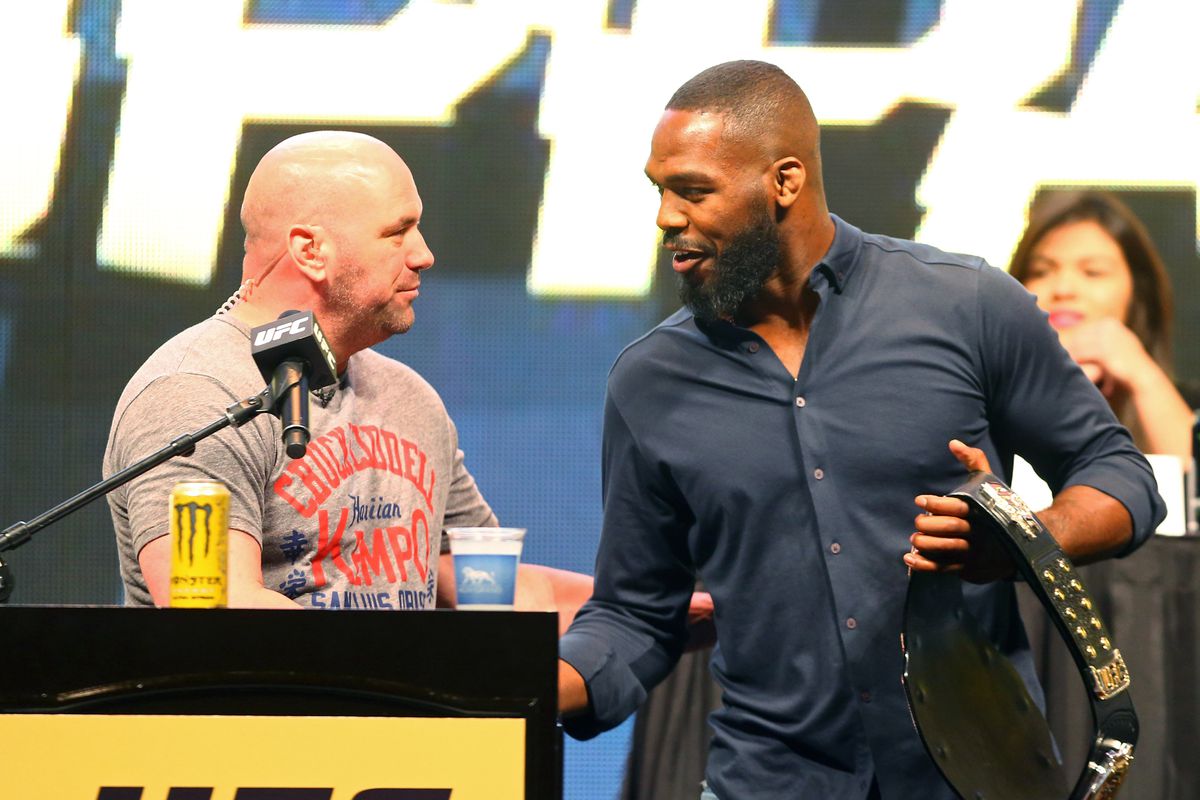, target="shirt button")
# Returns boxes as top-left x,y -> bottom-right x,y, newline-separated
830,542 -> 841,554
846,617 -> 857,630
813,468 -> 824,480
795,396 -> 806,408
860,690 -> 872,703
747,342 -> 760,353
